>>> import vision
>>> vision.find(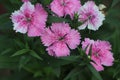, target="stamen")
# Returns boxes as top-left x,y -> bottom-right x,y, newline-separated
26,18 -> 31,22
